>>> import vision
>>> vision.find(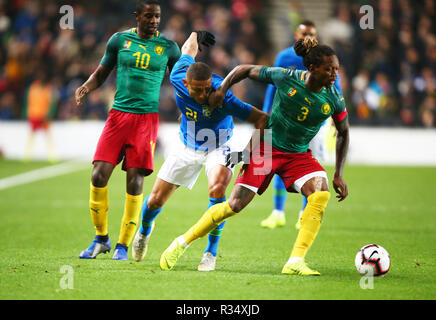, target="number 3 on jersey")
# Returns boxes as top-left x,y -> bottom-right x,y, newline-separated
297,106 -> 309,121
